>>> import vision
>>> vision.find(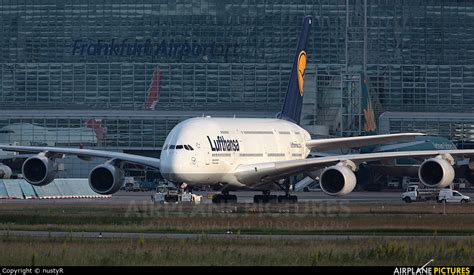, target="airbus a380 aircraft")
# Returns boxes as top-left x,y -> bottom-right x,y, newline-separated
1,16 -> 474,203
